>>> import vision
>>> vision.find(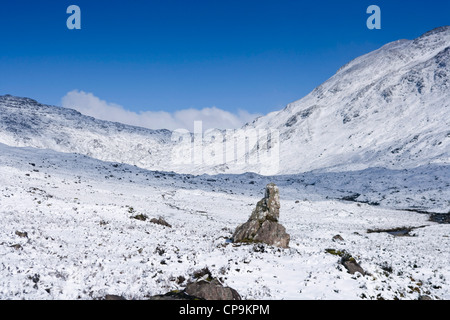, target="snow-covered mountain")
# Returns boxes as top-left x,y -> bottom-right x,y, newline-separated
0,94 -> 175,171
247,26 -> 450,174
1,27 -> 449,175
